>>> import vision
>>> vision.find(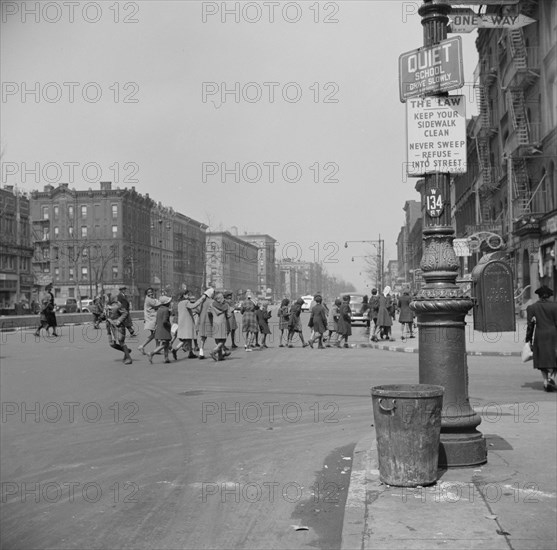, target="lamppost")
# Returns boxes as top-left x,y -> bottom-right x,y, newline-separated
152,217 -> 171,293
345,236 -> 385,289
410,0 -> 486,468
